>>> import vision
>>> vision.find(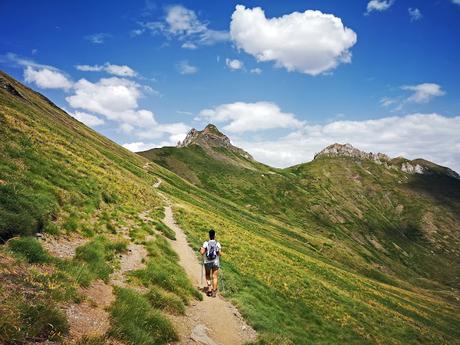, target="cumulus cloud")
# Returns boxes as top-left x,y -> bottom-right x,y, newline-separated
250,68 -> 262,75
402,83 -> 445,103
177,60 -> 198,75
67,110 -> 105,127
230,5 -> 357,76
233,114 -> 460,172
65,76 -> 187,144
24,66 -> 72,90
225,58 -> 244,70
139,5 -> 229,48
199,101 -> 303,133
366,0 -> 395,14
75,63 -> 137,77
408,8 -> 422,21
85,33 -> 111,44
